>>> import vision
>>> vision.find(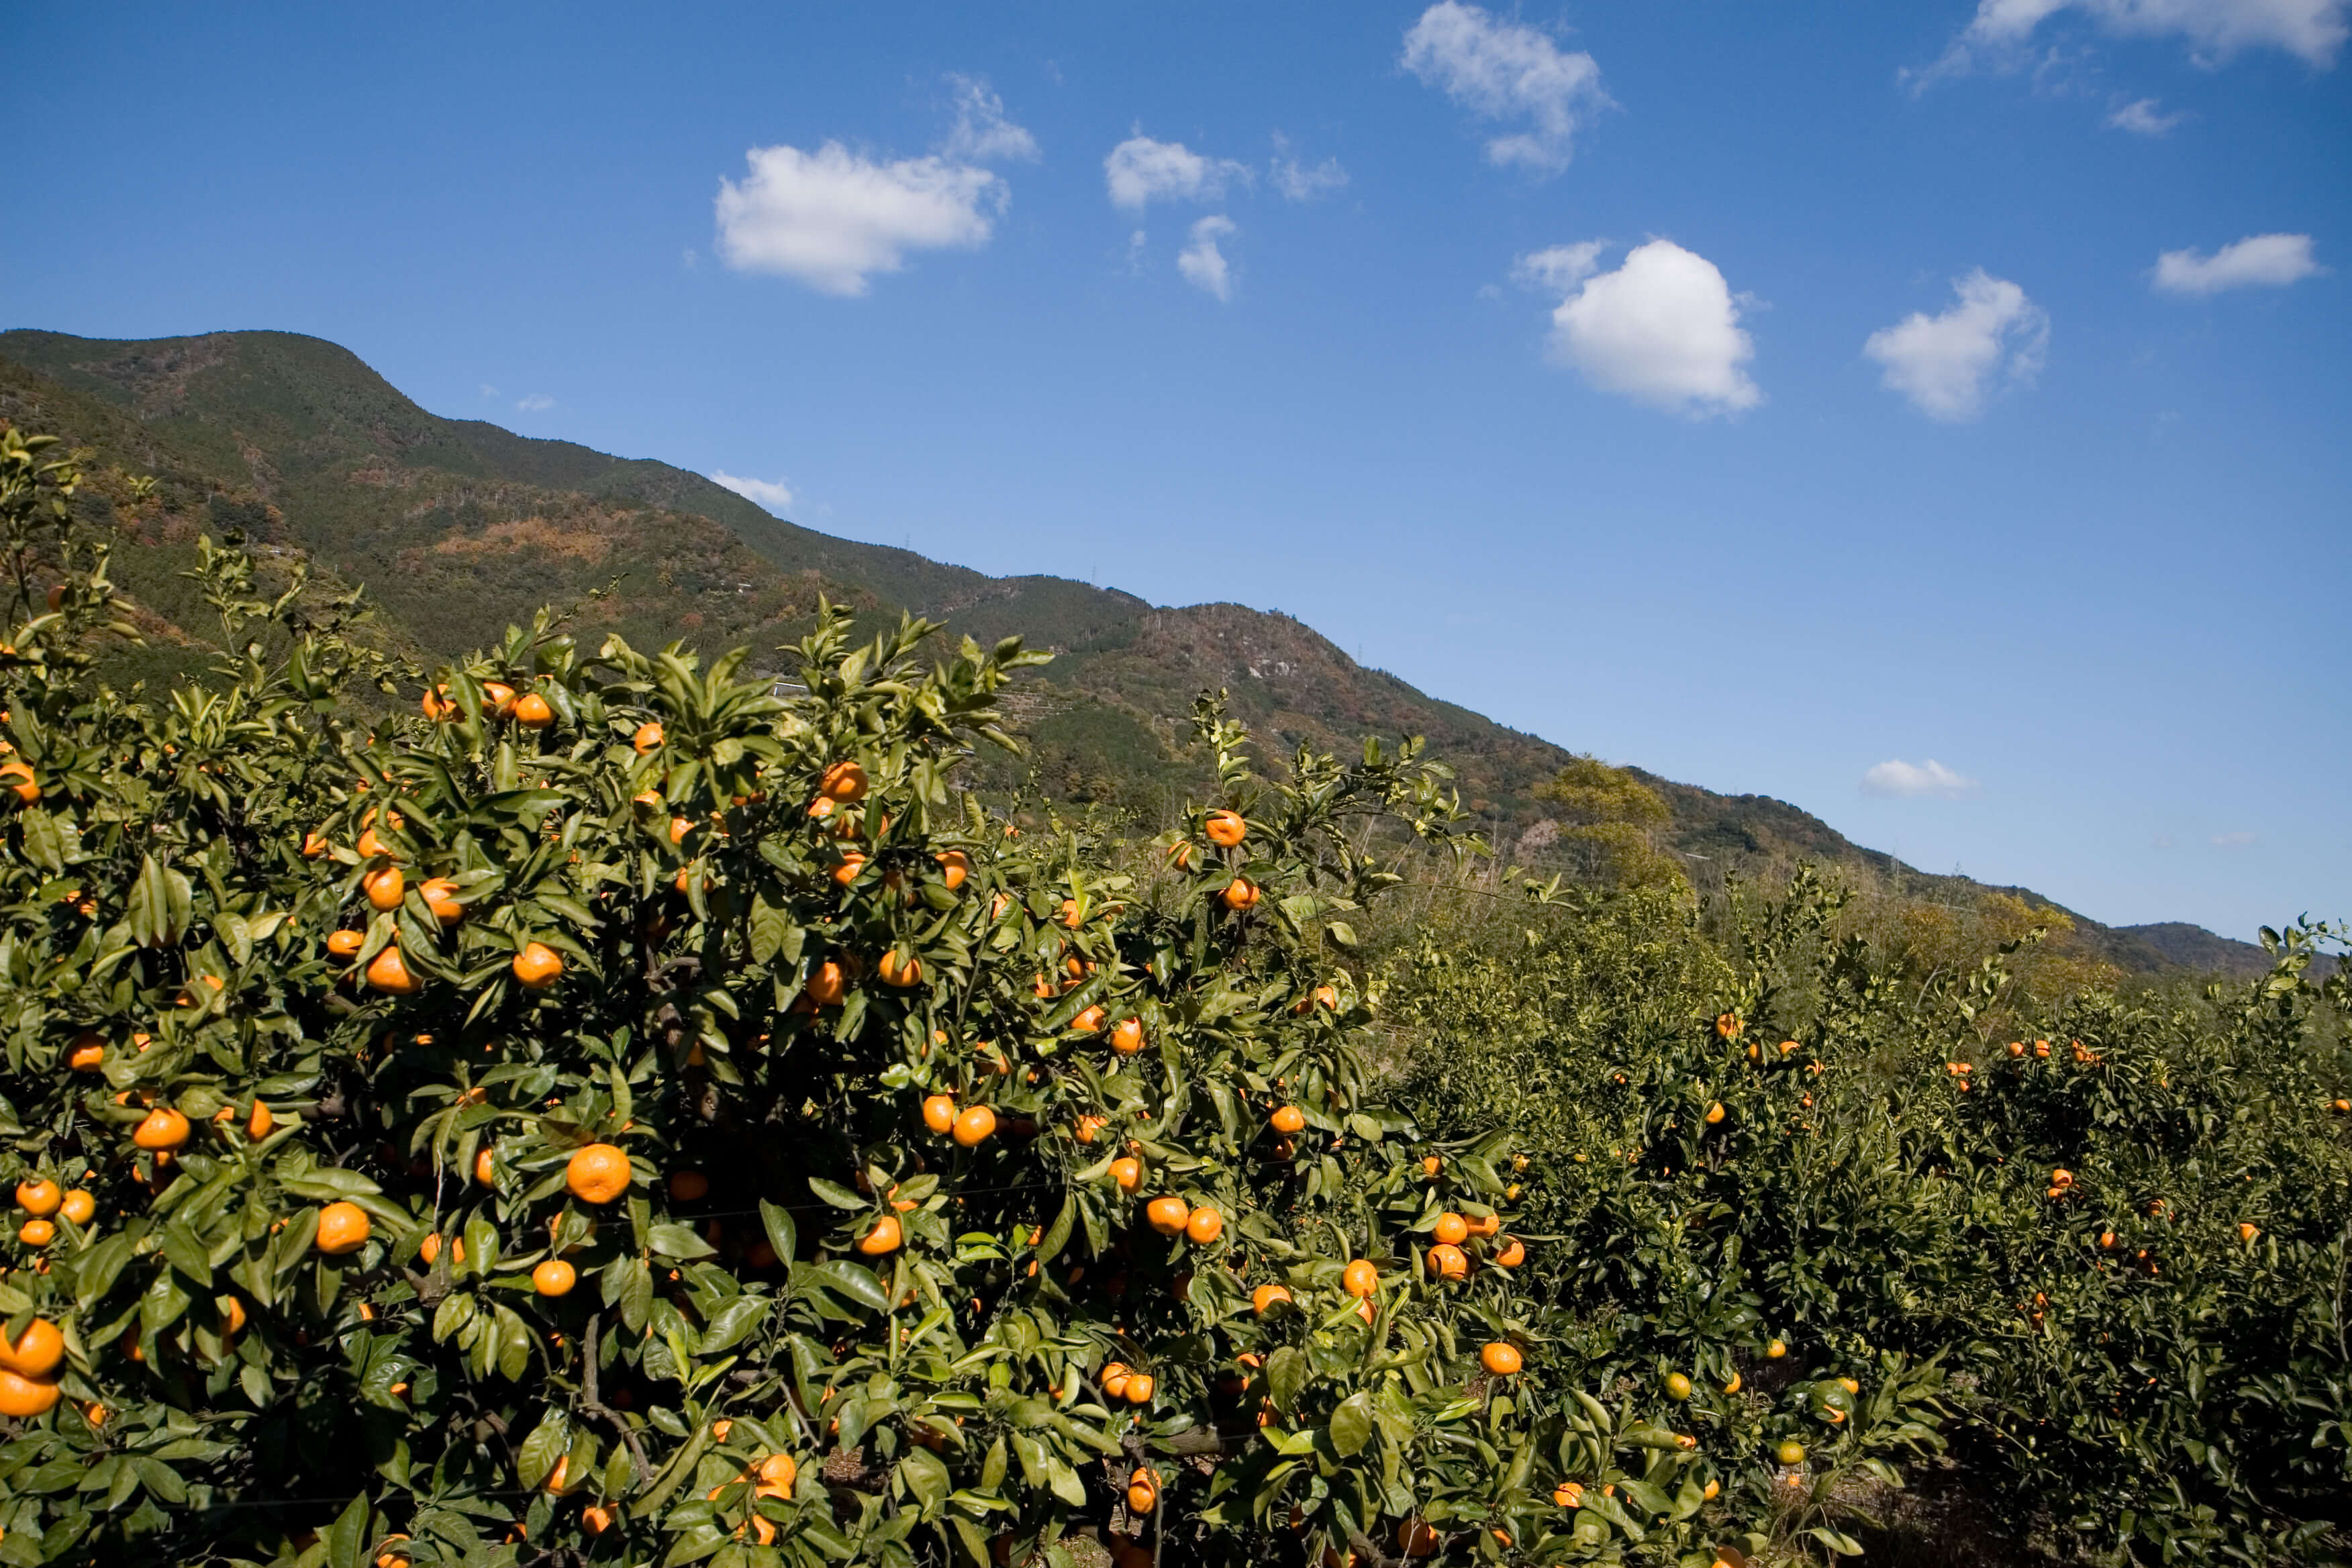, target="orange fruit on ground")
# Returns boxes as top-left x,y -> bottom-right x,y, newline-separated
1220,877 -> 1259,911
15,1180 -> 61,1217
58,1190 -> 94,1225
511,691 -> 554,728
1432,1212 -> 1468,1246
632,721 -> 664,753
1480,1342 -> 1523,1376
1146,1195 -> 1191,1235
879,949 -> 923,988
365,944 -> 422,995
363,864 -> 405,911
0,1369 -> 62,1418
1185,1207 -> 1224,1244
328,929 -> 364,958
1341,1259 -> 1378,1297
1270,1105 -> 1306,1134
952,1106 -> 997,1147
1109,1016 -> 1145,1054
512,942 -> 564,988
532,1259 -> 577,1297
922,1095 -> 958,1134
67,1034 -> 105,1071
419,878 -> 463,924
565,1144 -> 632,1204
1204,810 -> 1245,846
0,1318 -> 64,1379
755,1453 -> 797,1498
820,760 -> 869,801
856,1215 -> 902,1255
1108,1157 -> 1142,1193
1493,1236 -> 1526,1267
669,1171 -> 711,1202
1252,1283 -> 1292,1314
315,1201 -> 373,1255
133,1107 -> 191,1151
1427,1243 -> 1469,1281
